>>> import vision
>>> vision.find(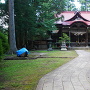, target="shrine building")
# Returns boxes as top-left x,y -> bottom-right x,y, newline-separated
54,11 -> 90,47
